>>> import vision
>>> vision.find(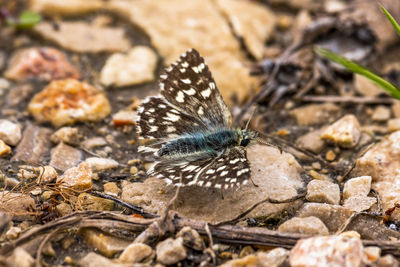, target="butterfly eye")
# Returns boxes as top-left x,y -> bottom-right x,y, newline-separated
240,138 -> 250,147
